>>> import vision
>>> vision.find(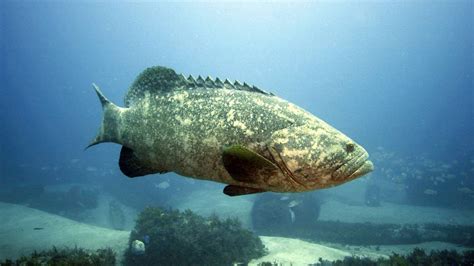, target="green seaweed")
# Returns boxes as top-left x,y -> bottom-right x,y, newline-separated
124,207 -> 267,266
0,247 -> 115,266
255,219 -> 474,247
313,248 -> 474,266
